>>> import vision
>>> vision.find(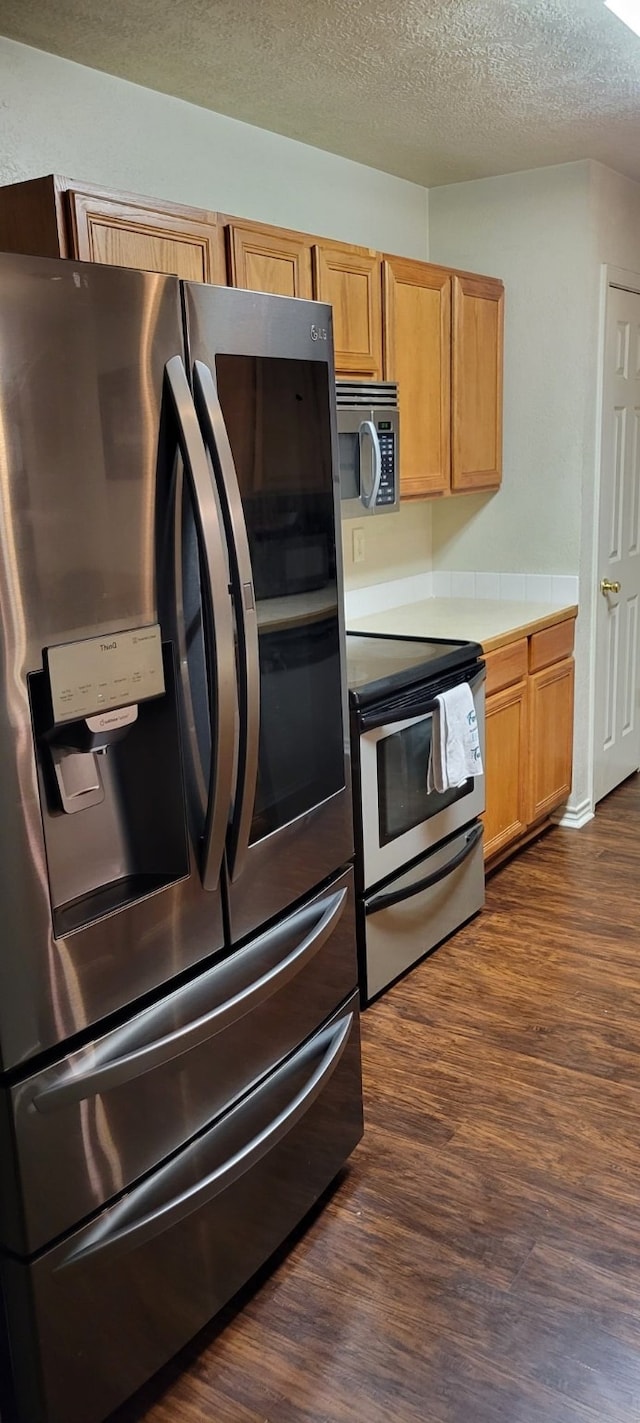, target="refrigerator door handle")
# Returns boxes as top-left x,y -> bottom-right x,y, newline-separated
58,1011 -> 353,1268
165,355 -> 236,892
192,359 -> 260,883
32,886 -> 347,1112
